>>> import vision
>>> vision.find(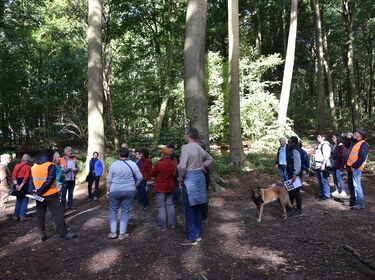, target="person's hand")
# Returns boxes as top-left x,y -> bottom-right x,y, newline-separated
321,165 -> 325,171
16,185 -> 21,191
201,165 -> 207,173
275,164 -> 278,169
106,192 -> 110,198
